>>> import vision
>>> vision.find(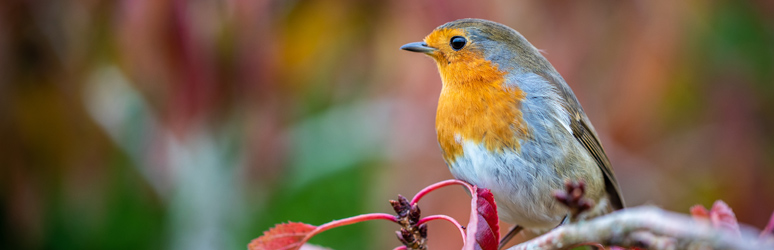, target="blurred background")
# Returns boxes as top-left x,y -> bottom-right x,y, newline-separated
1,0 -> 773,249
